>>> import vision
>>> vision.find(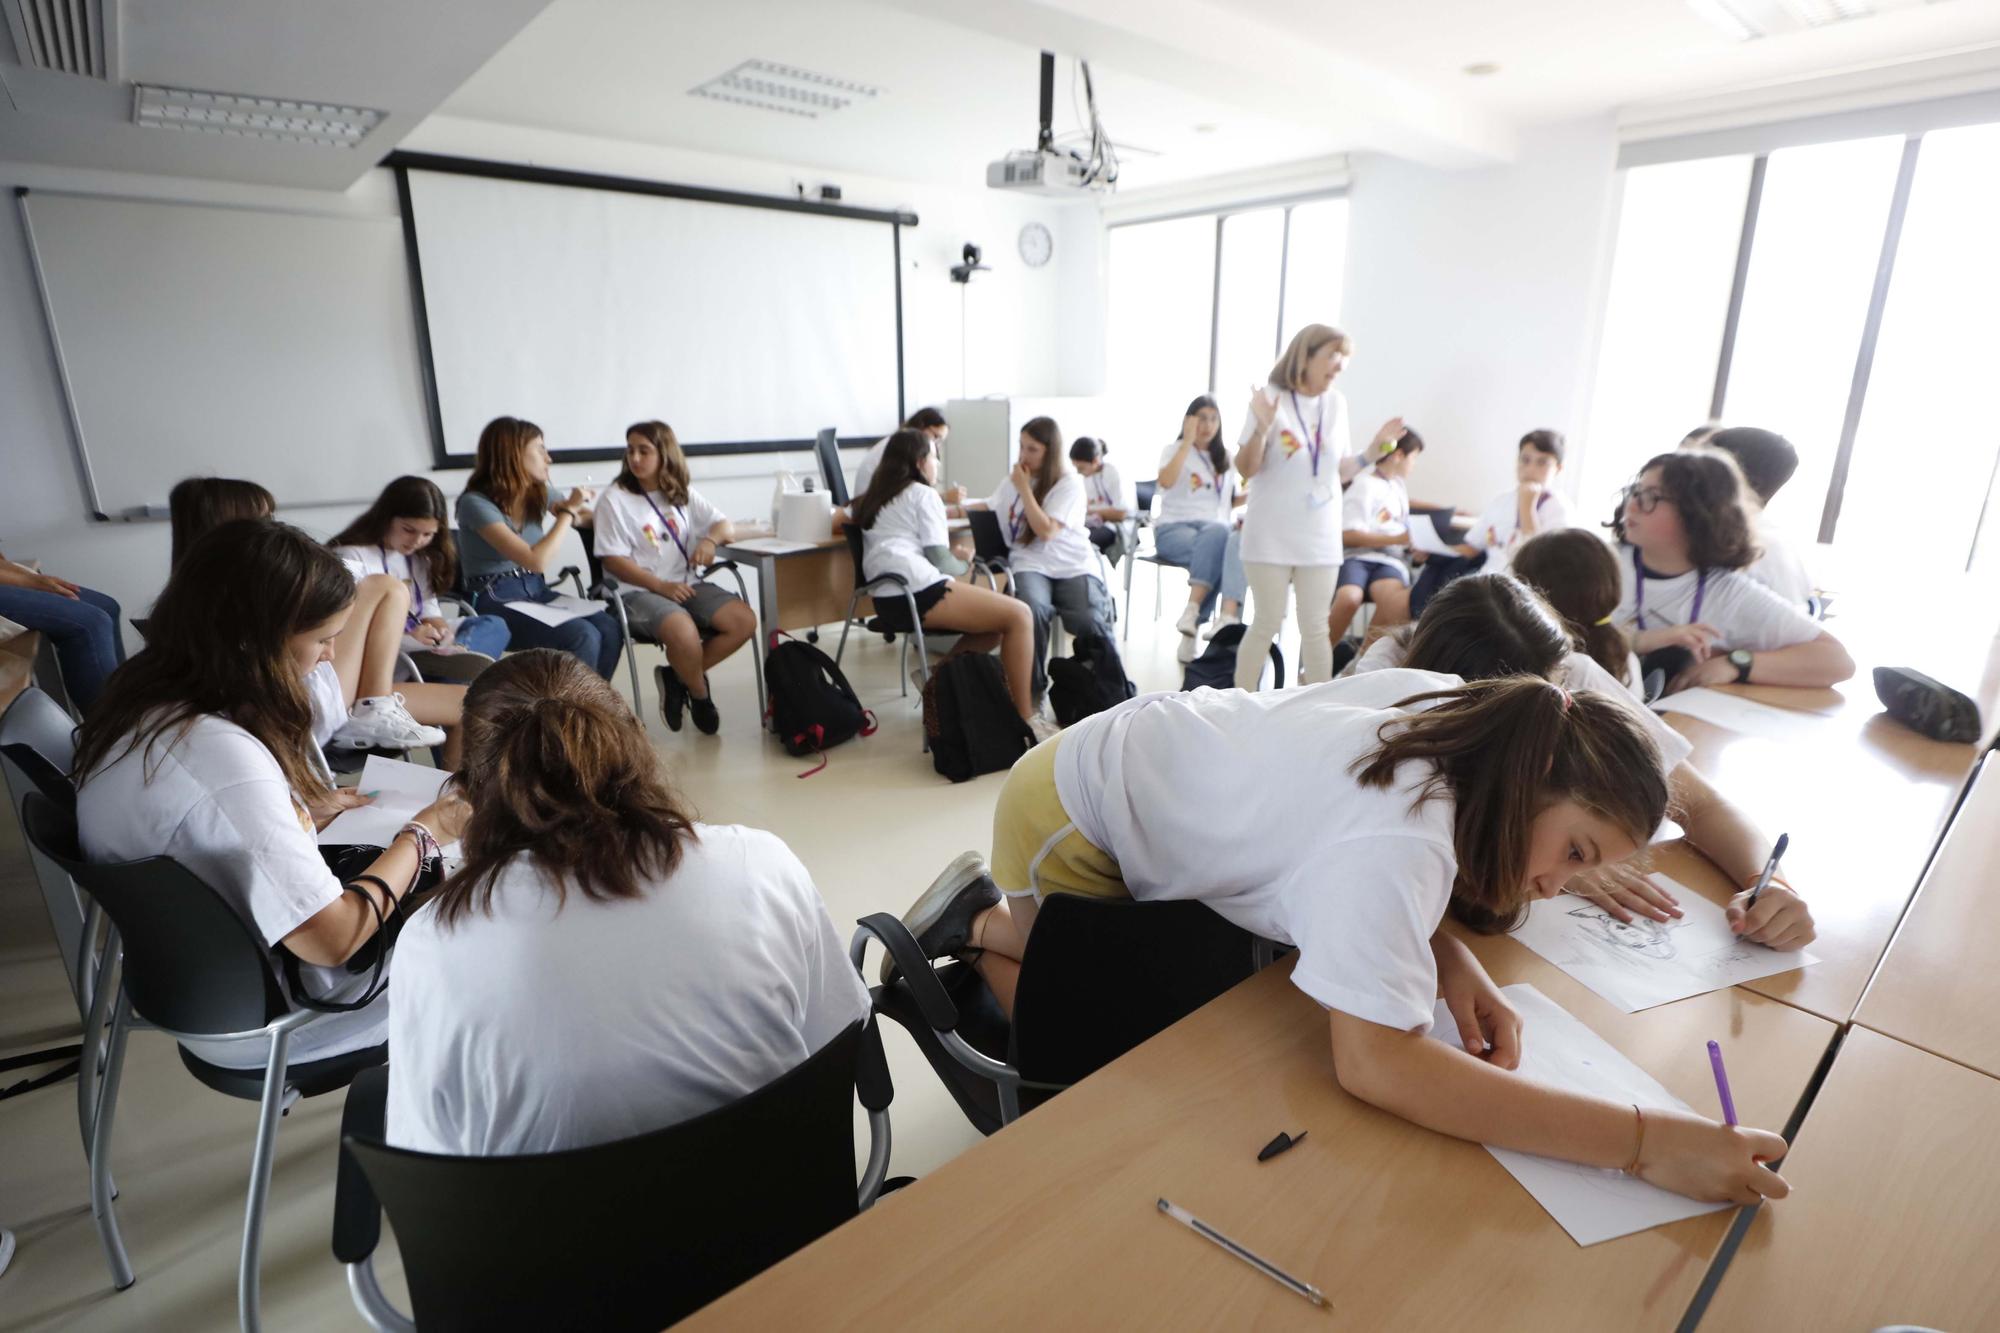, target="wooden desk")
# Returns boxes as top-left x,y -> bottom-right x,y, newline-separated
719,536 -> 868,640
1696,1026 -> 2000,1330
1853,753 -> 2000,1077
686,952 -> 1832,1331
